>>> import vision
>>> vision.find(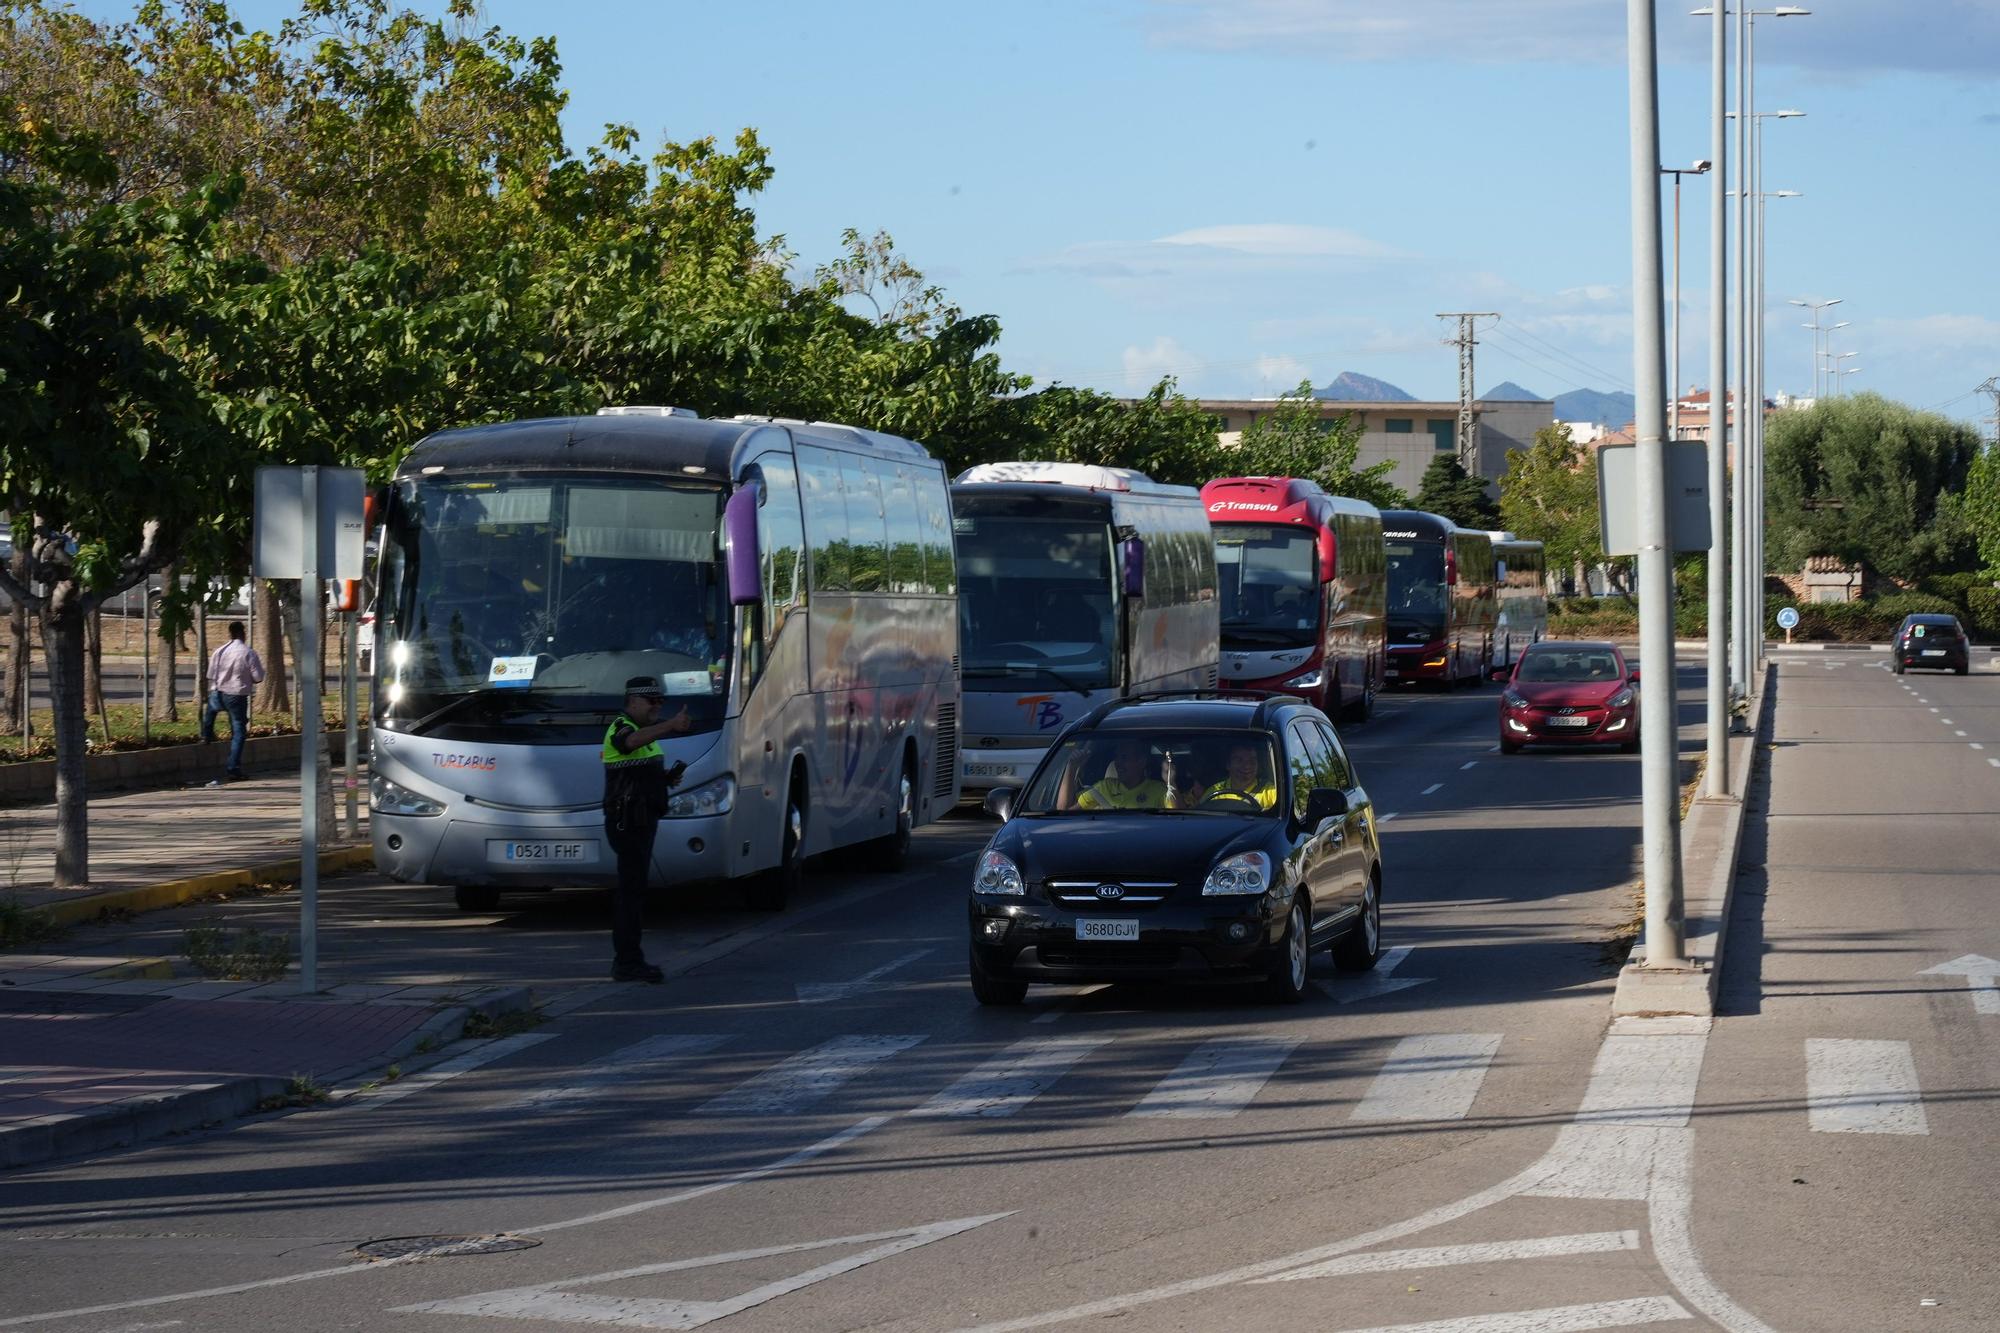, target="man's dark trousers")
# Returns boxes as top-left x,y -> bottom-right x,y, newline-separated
605,810 -> 658,968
